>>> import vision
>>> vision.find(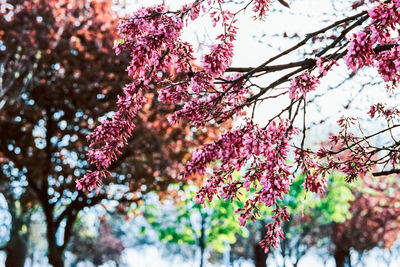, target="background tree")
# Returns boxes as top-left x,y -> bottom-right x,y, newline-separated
274,174 -> 353,267
0,0 -> 222,265
0,195 -> 36,267
70,218 -> 124,266
330,175 -> 400,267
